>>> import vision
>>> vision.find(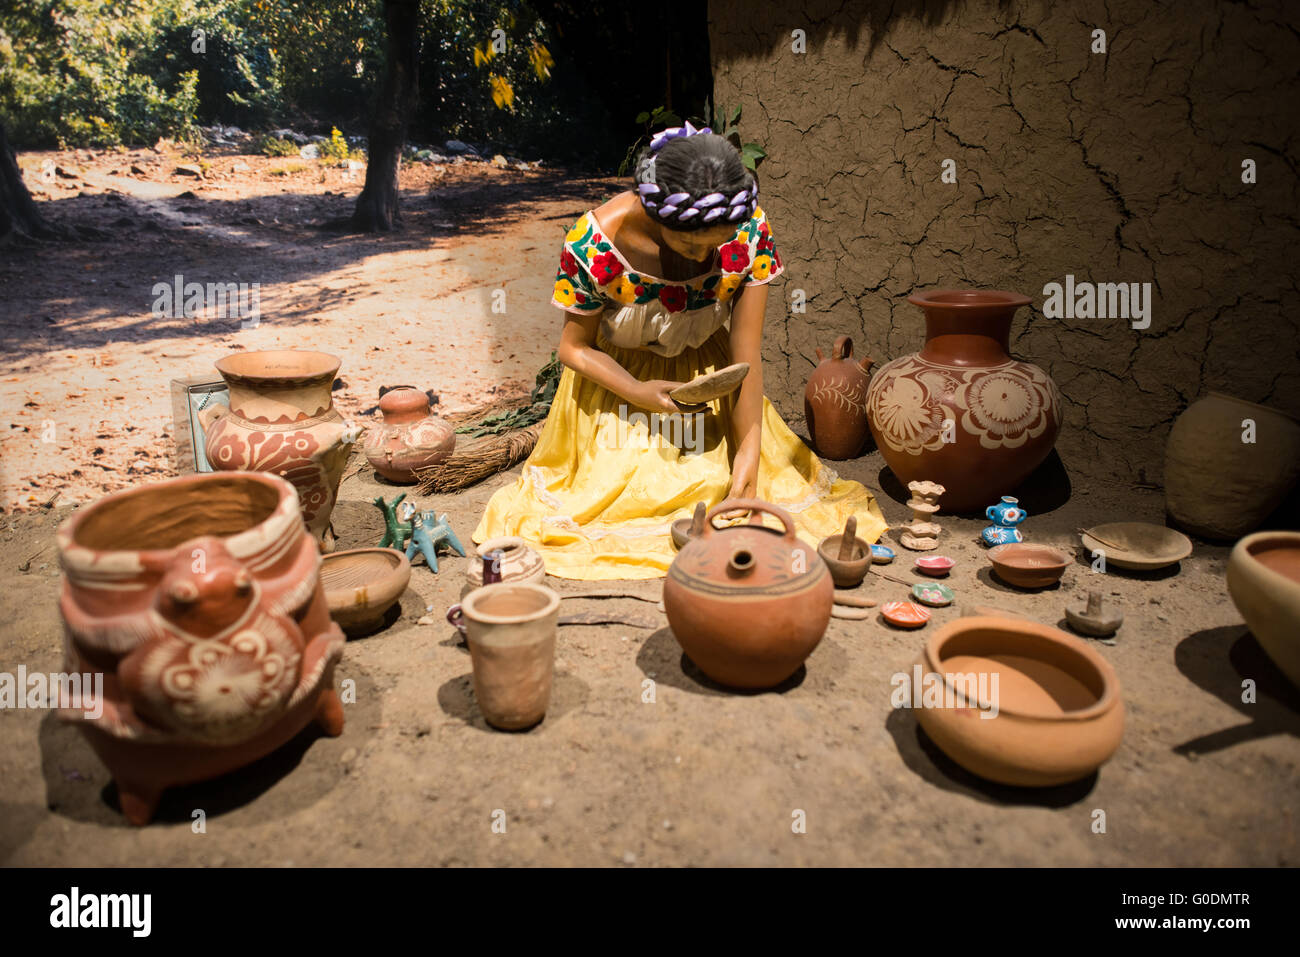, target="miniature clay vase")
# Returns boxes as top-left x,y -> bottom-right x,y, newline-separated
912,616 -> 1124,787
805,336 -> 874,459
664,498 -> 833,689
460,583 -> 560,730
363,387 -> 456,483
982,495 -> 1027,546
1165,393 -> 1300,541
55,472 -> 346,825
462,536 -> 547,599
200,350 -> 359,552
1226,531 -> 1300,690
866,290 -> 1061,512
